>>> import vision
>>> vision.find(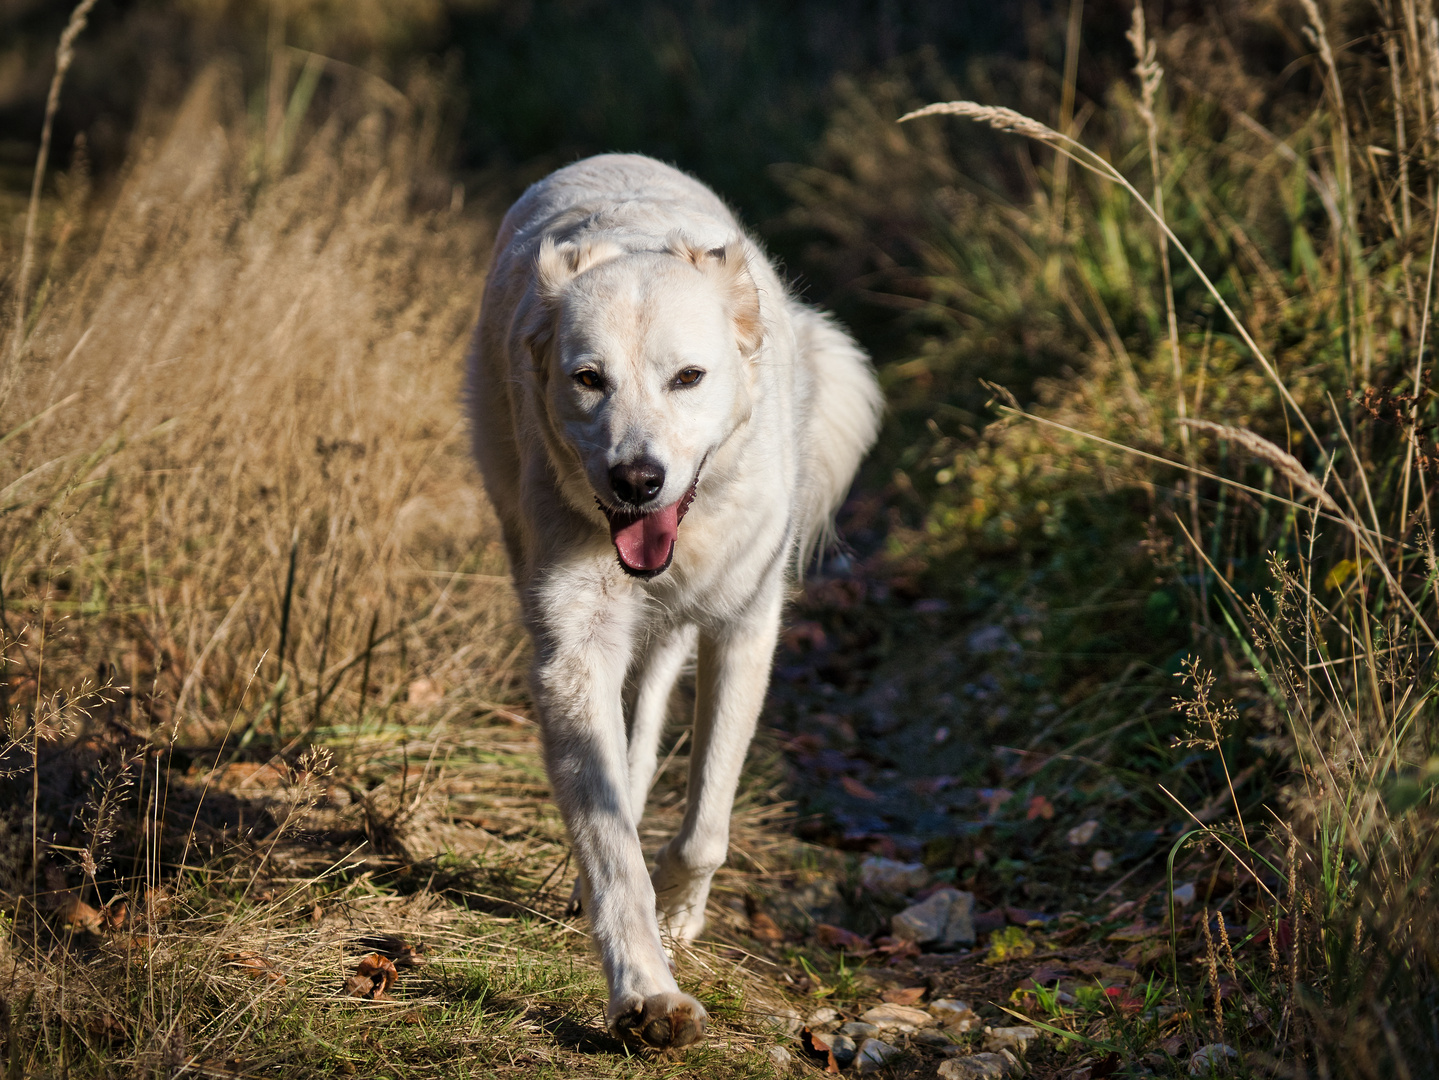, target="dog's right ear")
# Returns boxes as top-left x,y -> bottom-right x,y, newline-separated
520,237 -> 624,363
